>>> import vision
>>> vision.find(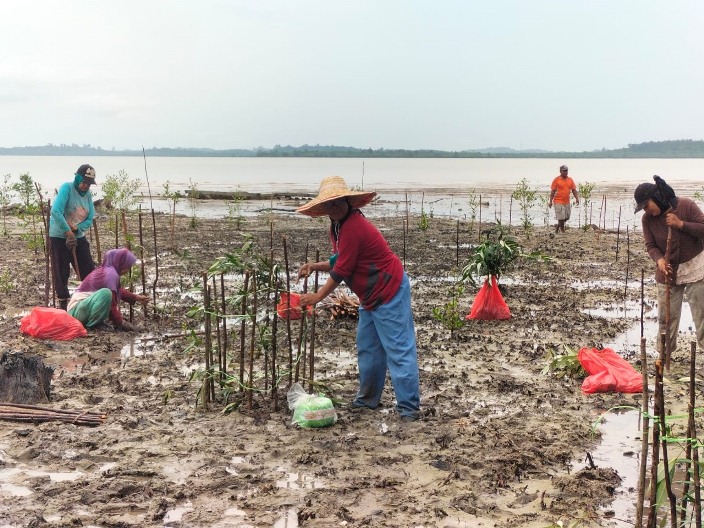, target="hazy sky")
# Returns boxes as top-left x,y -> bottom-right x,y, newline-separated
2,1 -> 703,152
